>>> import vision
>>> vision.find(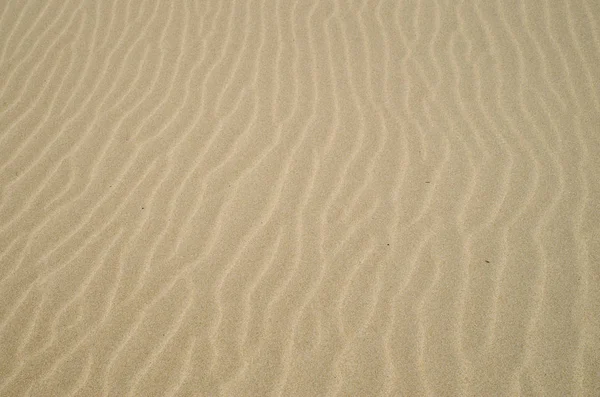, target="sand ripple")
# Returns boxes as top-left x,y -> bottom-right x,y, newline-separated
0,0 -> 599,395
